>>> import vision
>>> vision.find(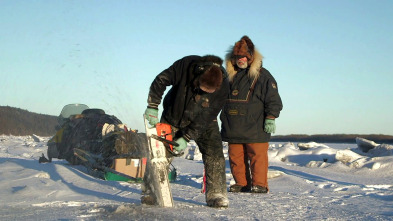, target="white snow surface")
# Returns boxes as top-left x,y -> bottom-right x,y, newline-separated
0,135 -> 392,220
